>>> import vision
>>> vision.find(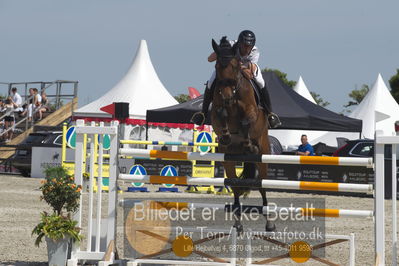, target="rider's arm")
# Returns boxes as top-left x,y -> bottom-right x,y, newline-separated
208,52 -> 216,62
248,46 -> 260,64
